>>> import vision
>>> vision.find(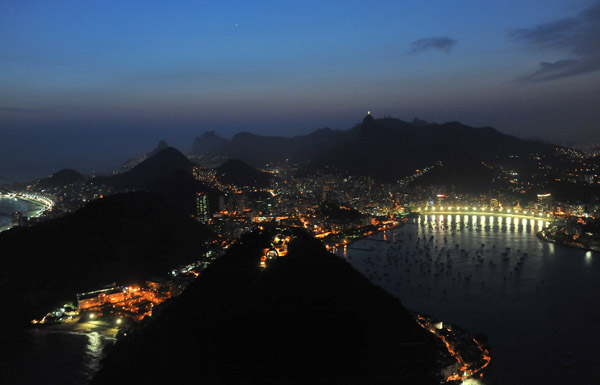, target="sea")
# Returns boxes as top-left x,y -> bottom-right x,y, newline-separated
0,196 -> 33,232
0,326 -> 116,385
3,213 -> 599,384
338,214 -> 600,385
